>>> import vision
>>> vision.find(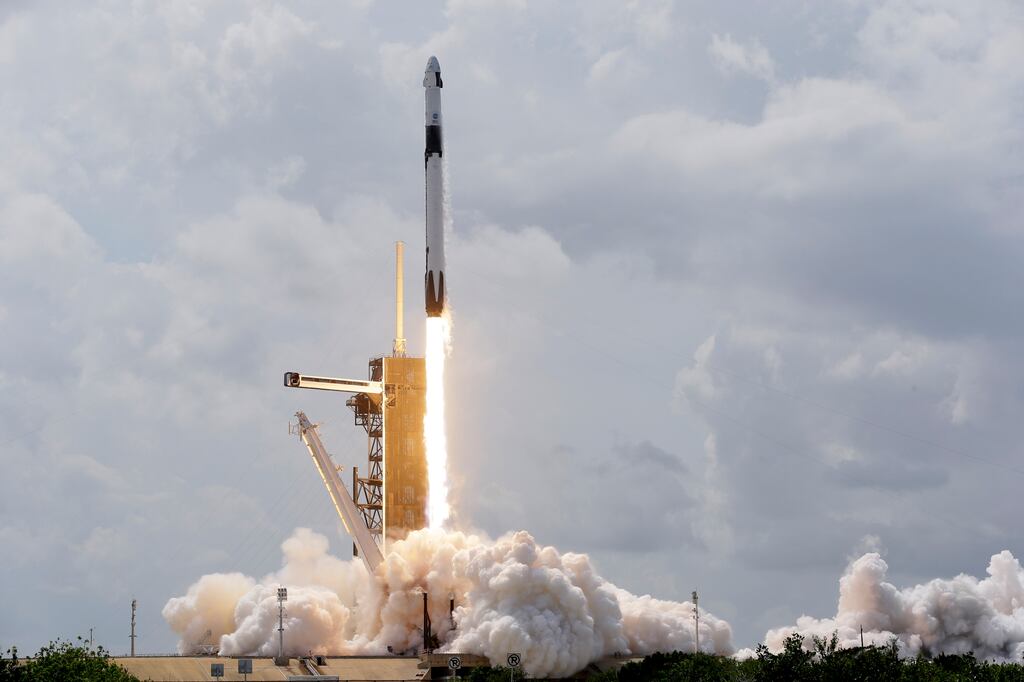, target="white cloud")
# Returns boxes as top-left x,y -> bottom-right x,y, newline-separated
611,77 -> 919,200
824,442 -> 863,466
265,155 -> 307,190
216,5 -> 315,81
675,334 -> 718,404
709,33 -> 775,82
0,11 -> 30,64
588,48 -> 626,84
627,0 -> 675,45
827,352 -> 865,380
873,345 -> 927,376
